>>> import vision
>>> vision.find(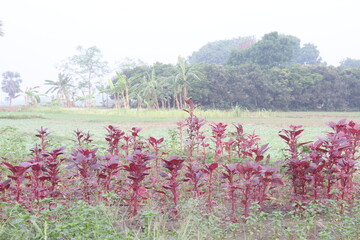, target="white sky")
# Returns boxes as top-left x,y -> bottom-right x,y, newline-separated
0,0 -> 359,90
